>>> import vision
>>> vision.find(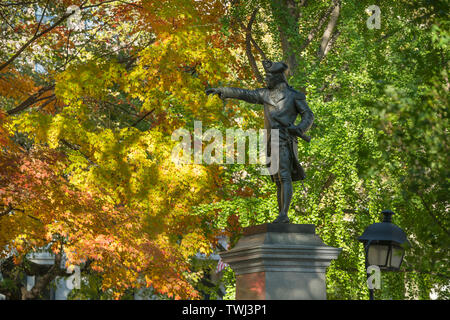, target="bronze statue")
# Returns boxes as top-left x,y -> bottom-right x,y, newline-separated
206,60 -> 314,223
